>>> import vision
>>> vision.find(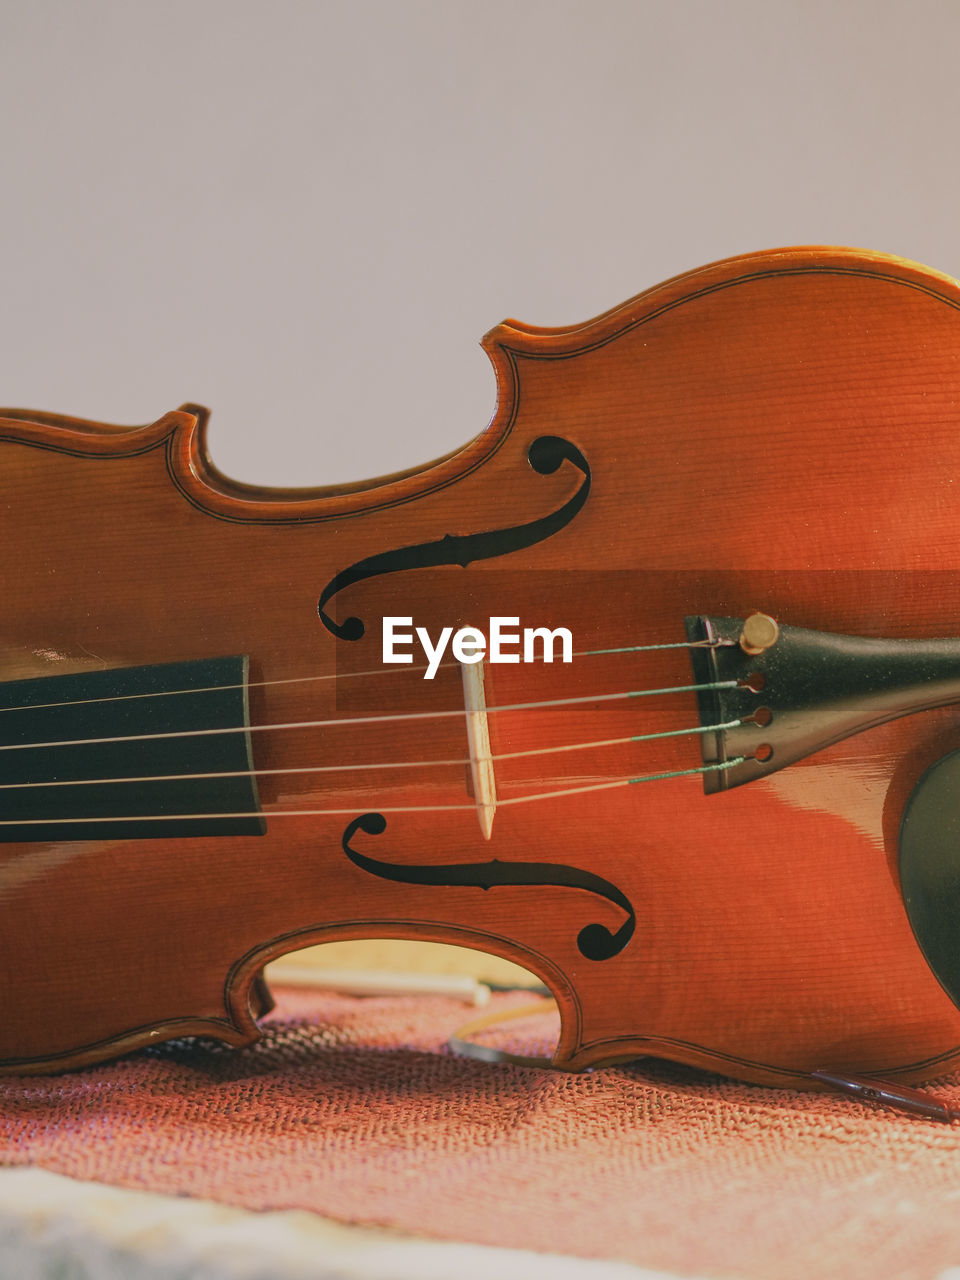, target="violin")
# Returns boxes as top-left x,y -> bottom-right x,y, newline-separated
6,243 -> 960,1091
